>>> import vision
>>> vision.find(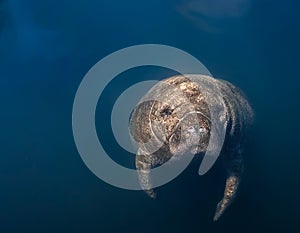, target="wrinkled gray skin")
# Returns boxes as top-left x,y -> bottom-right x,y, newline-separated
129,75 -> 253,221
